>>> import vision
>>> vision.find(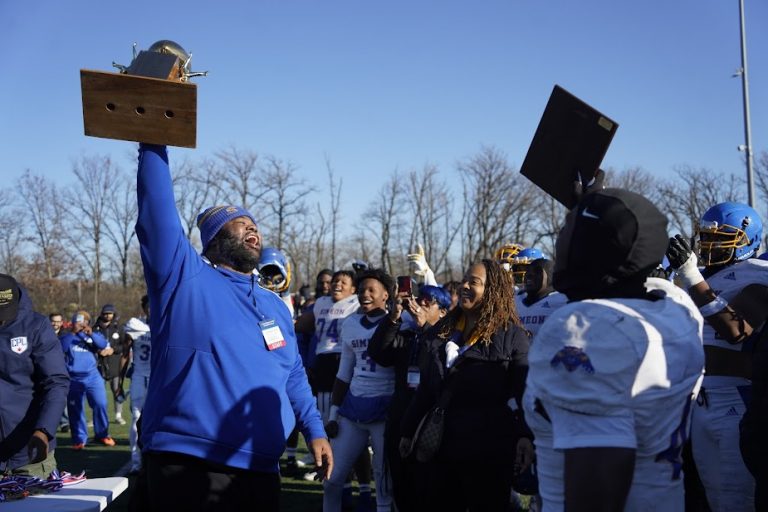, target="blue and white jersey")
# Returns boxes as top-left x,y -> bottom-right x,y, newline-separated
703,258 -> 768,352
337,313 -> 395,397
124,317 -> 151,379
313,295 -> 360,355
525,278 -> 705,511
516,291 -> 568,340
